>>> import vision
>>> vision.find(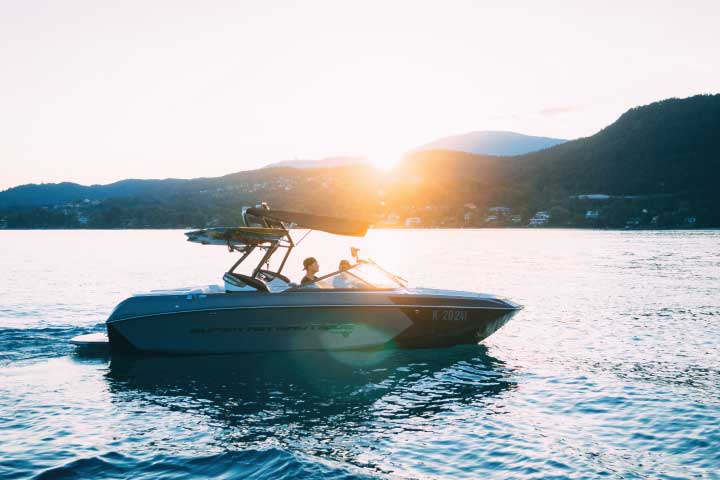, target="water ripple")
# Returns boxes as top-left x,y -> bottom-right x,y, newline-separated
1,230 -> 718,479
25,449 -> 376,480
